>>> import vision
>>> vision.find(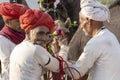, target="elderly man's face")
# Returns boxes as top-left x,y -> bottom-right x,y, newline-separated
29,26 -> 50,47
80,14 -> 92,36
